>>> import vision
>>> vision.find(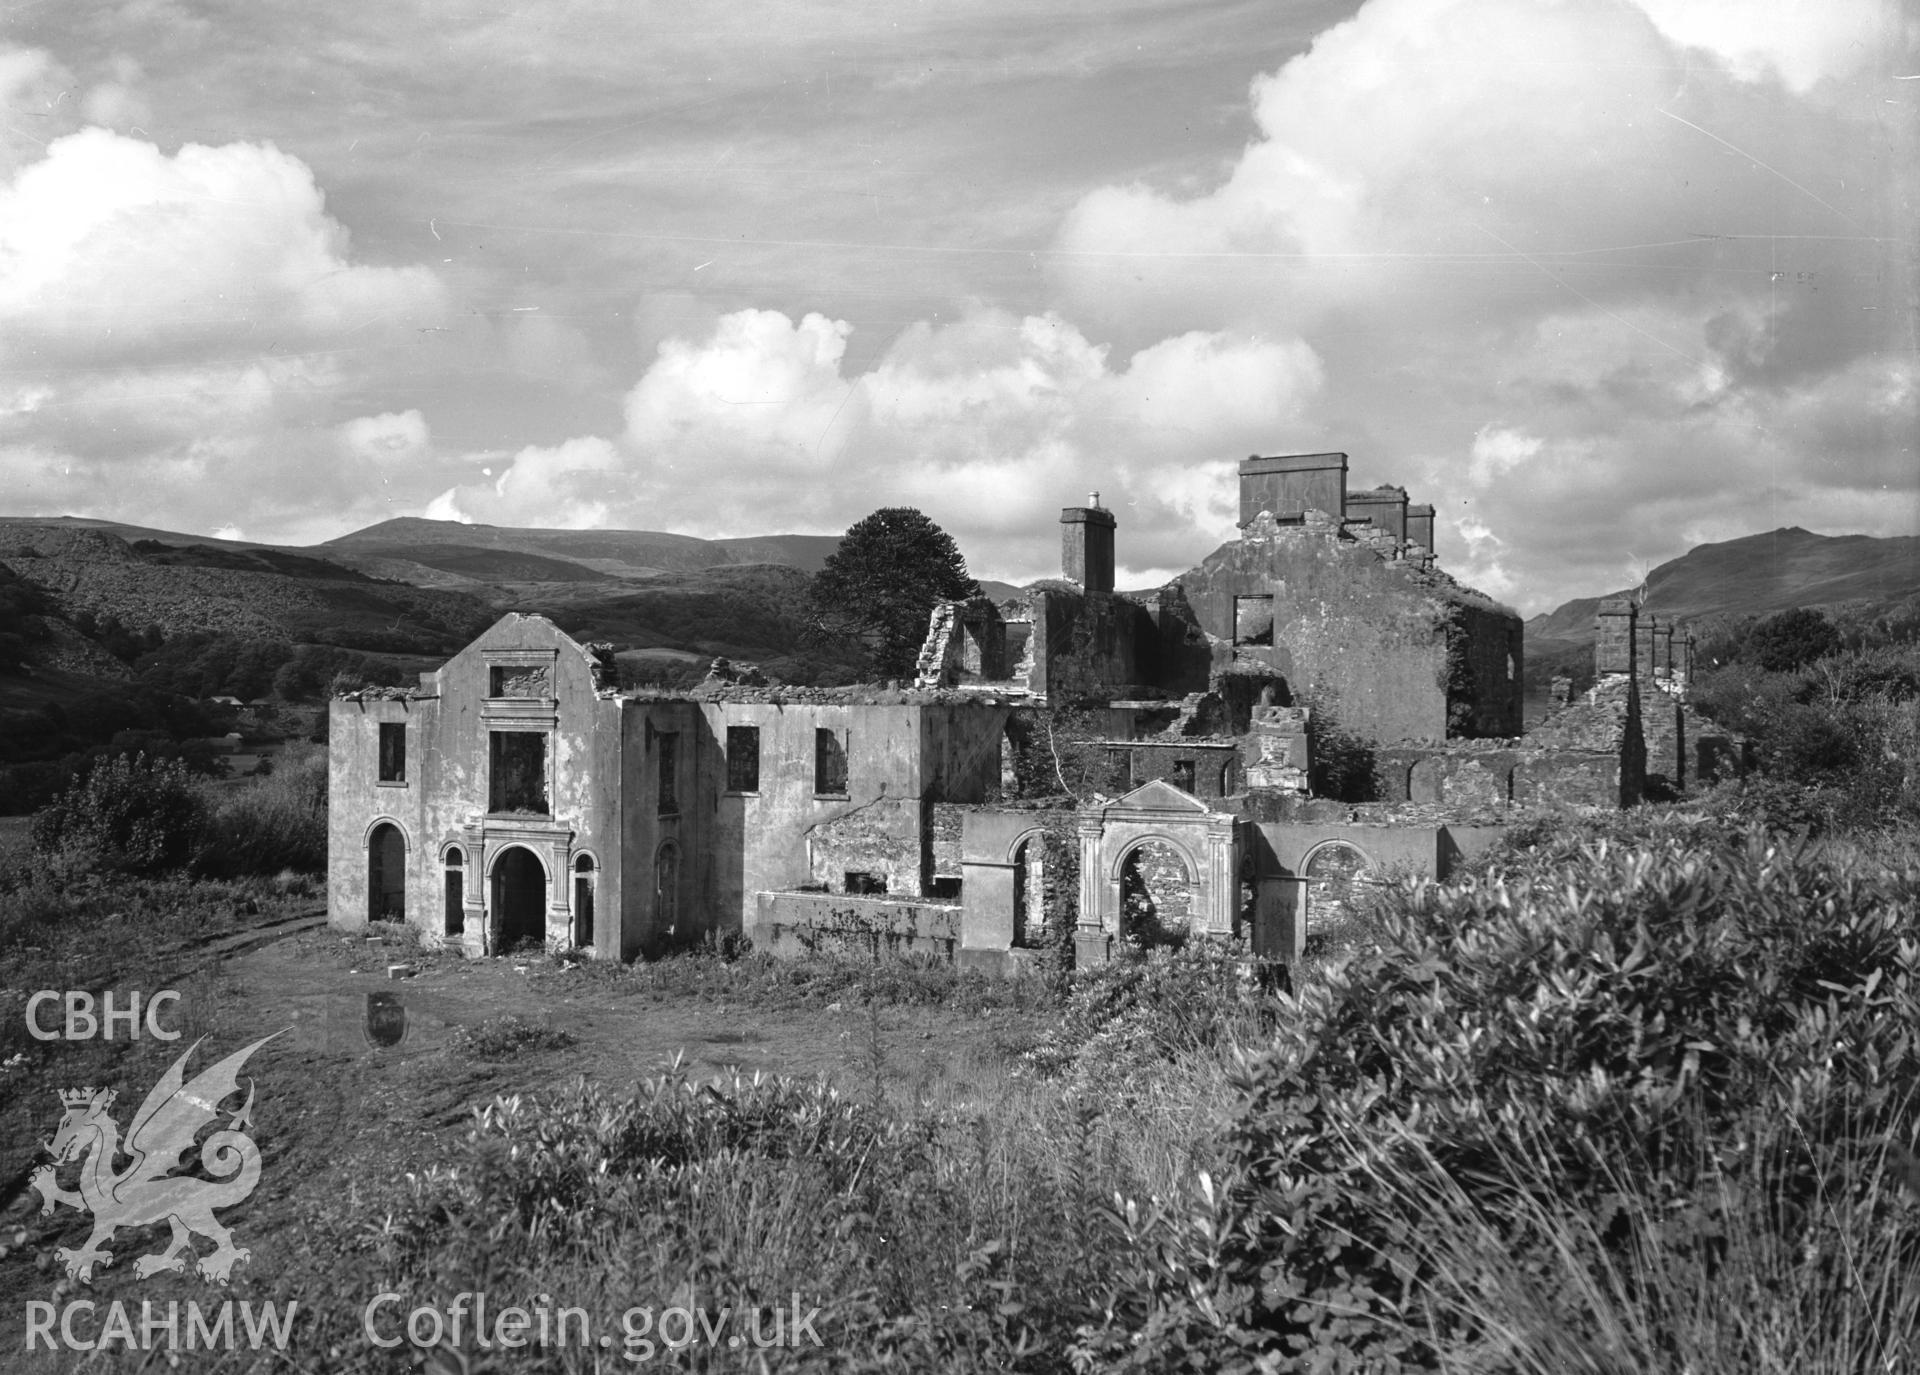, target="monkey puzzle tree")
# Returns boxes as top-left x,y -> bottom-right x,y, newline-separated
806,508 -> 979,681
